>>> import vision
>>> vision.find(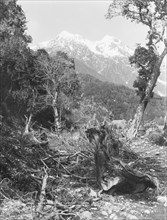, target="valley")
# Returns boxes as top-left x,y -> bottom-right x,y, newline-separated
33,31 -> 166,97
